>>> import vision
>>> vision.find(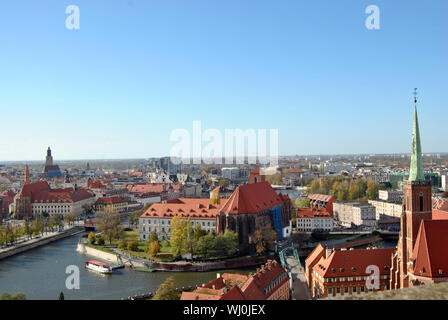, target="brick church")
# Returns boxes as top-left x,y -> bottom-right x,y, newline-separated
390,98 -> 448,288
